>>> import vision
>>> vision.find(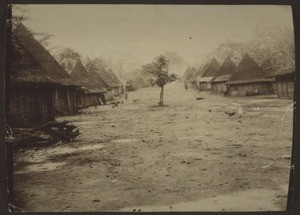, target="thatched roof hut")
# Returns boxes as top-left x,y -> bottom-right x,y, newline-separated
184,67 -> 197,82
181,66 -> 191,81
267,70 -> 295,99
70,59 -> 107,93
8,32 -> 58,127
227,53 -> 275,95
198,58 -> 220,91
183,67 -> 198,89
227,53 -> 274,85
11,34 -> 57,86
13,24 -> 74,85
212,56 -> 237,83
211,56 -> 237,93
13,24 -> 84,115
95,67 -> 124,96
199,58 -> 221,80
107,68 -> 124,87
192,64 -> 208,82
